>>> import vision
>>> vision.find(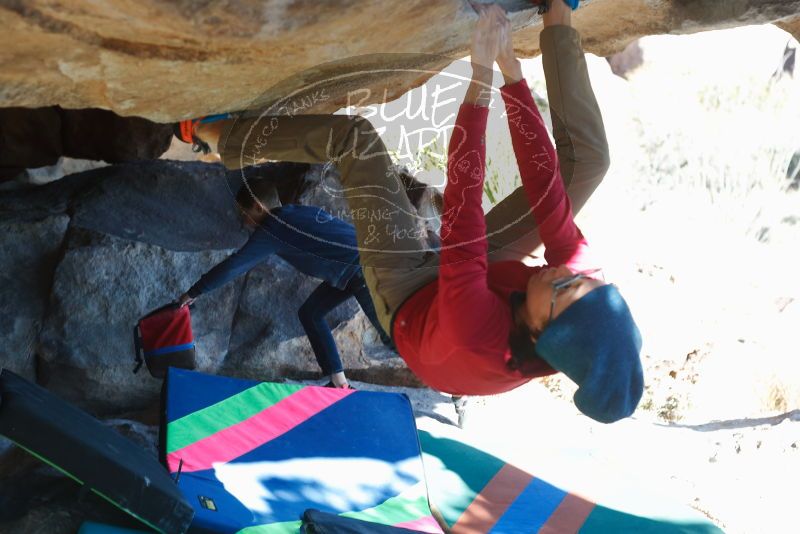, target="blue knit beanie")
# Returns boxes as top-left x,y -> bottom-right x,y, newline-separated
535,284 -> 644,423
